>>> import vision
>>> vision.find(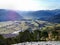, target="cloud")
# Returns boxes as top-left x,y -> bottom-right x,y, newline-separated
0,0 -> 60,11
